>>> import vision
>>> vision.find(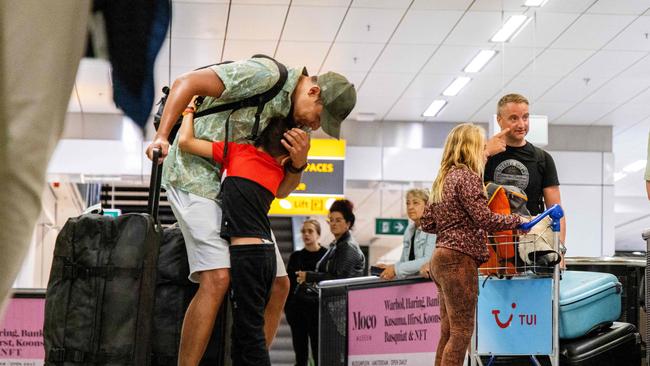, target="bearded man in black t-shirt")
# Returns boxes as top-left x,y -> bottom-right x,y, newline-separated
484,93 -> 567,259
